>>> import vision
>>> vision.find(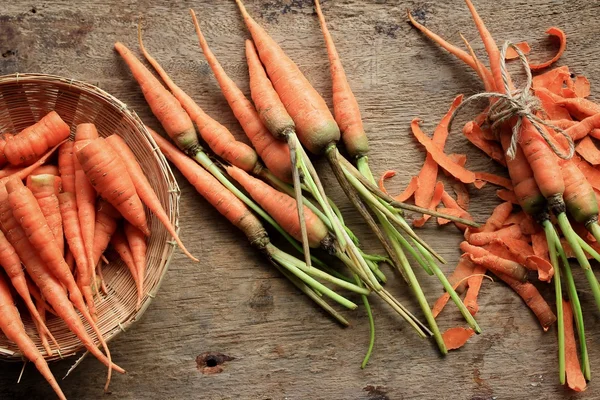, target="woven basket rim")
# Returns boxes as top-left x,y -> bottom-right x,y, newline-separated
0,72 -> 180,362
